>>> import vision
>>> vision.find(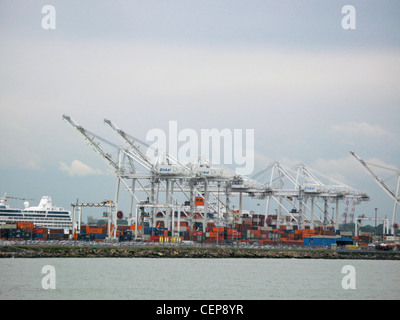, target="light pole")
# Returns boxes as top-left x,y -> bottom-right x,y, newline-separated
233,205 -> 235,245
217,182 -> 221,247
